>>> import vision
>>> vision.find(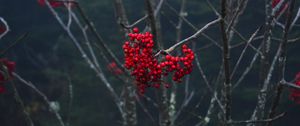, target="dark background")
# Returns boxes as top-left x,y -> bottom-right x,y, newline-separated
0,0 -> 300,126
